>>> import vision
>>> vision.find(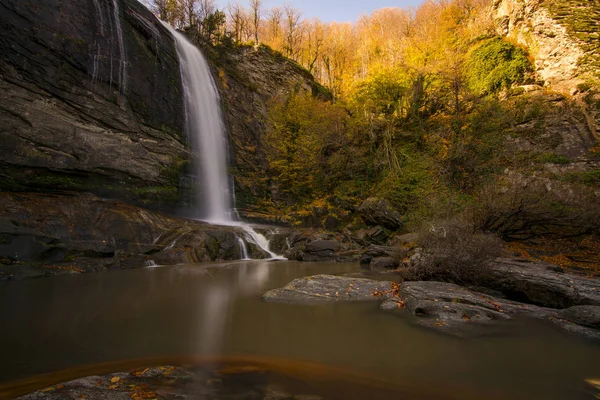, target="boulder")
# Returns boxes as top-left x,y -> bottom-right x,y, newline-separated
392,281 -> 600,341
0,219 -> 66,263
559,306 -> 600,330
369,257 -> 400,270
262,275 -> 394,304
287,239 -> 360,262
351,226 -> 389,245
485,258 -> 600,309
358,198 -> 403,230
